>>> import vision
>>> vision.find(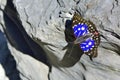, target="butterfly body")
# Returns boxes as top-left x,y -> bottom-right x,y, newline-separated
72,13 -> 100,58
